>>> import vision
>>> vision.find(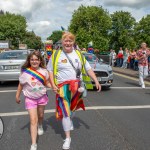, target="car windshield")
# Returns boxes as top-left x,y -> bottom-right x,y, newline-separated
0,51 -> 28,60
84,54 -> 98,62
